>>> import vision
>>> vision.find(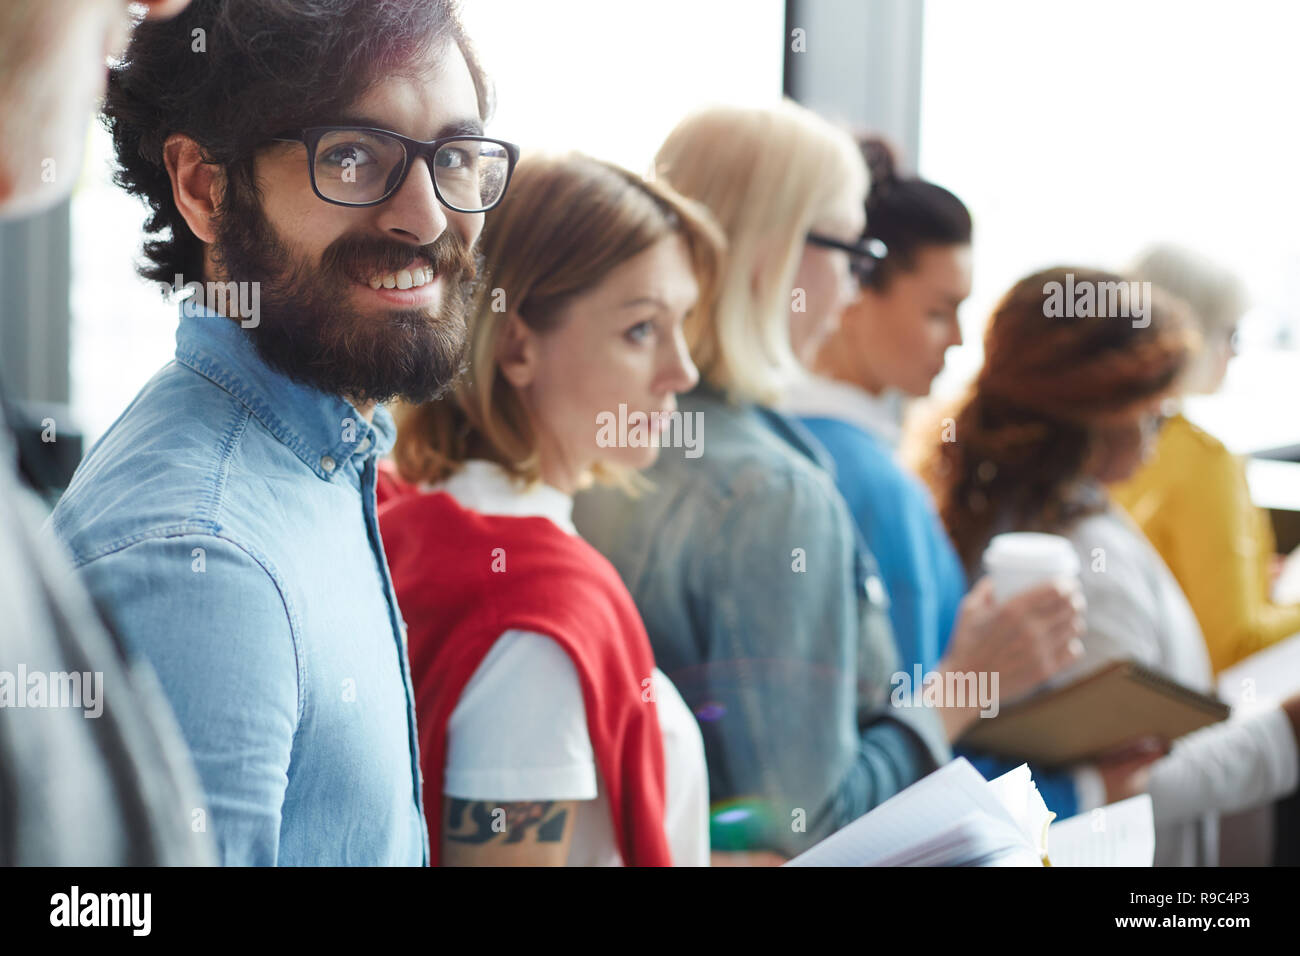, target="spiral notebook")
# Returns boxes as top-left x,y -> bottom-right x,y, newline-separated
959,659 -> 1230,768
